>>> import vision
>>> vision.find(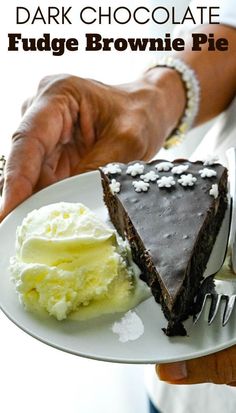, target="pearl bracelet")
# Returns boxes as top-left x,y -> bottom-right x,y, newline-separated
150,57 -> 201,149
0,155 -> 5,174
0,155 -> 6,196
